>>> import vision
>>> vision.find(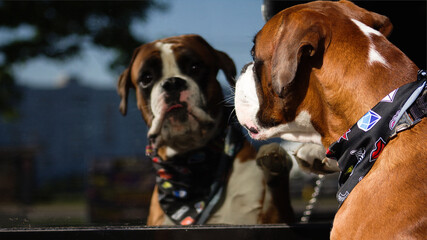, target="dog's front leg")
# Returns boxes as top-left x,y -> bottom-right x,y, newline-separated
294,143 -> 340,174
256,143 -> 295,224
147,185 -> 165,226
